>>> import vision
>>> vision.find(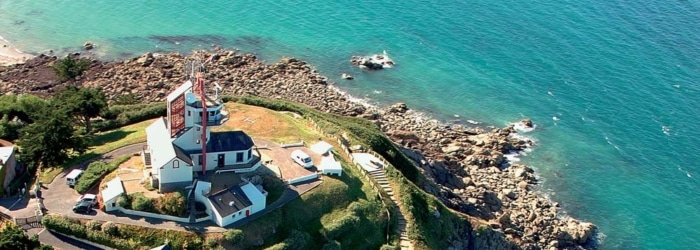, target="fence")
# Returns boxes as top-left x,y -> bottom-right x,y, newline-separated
114,207 -> 205,223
